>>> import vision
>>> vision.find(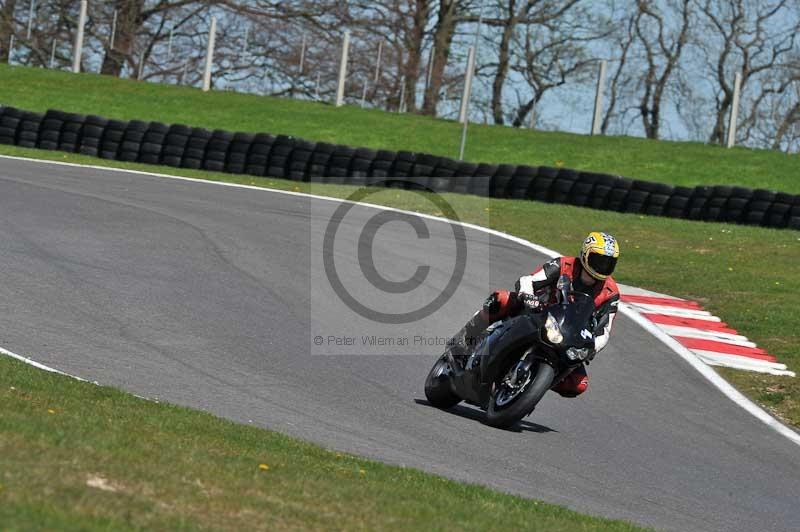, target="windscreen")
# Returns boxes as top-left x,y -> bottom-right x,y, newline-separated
556,292 -> 596,345
564,292 -> 595,324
